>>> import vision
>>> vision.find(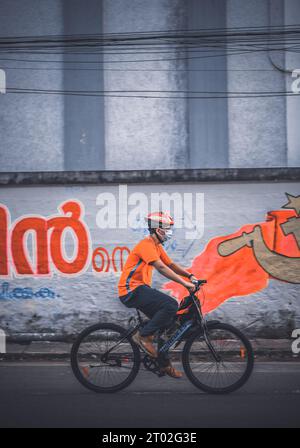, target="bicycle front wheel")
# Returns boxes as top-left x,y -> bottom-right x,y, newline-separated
71,323 -> 141,393
182,323 -> 254,394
